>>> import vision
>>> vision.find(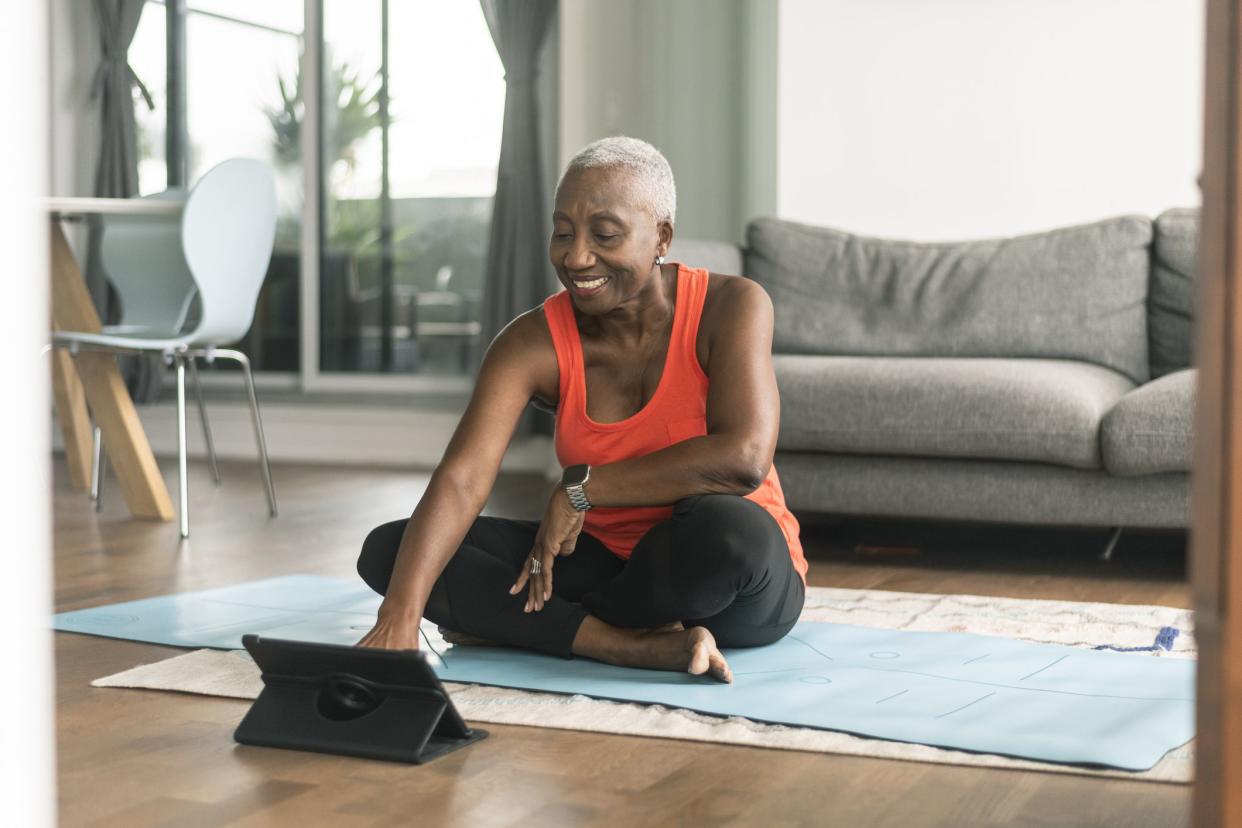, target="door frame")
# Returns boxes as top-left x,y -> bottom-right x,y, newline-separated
1194,0 -> 1242,823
